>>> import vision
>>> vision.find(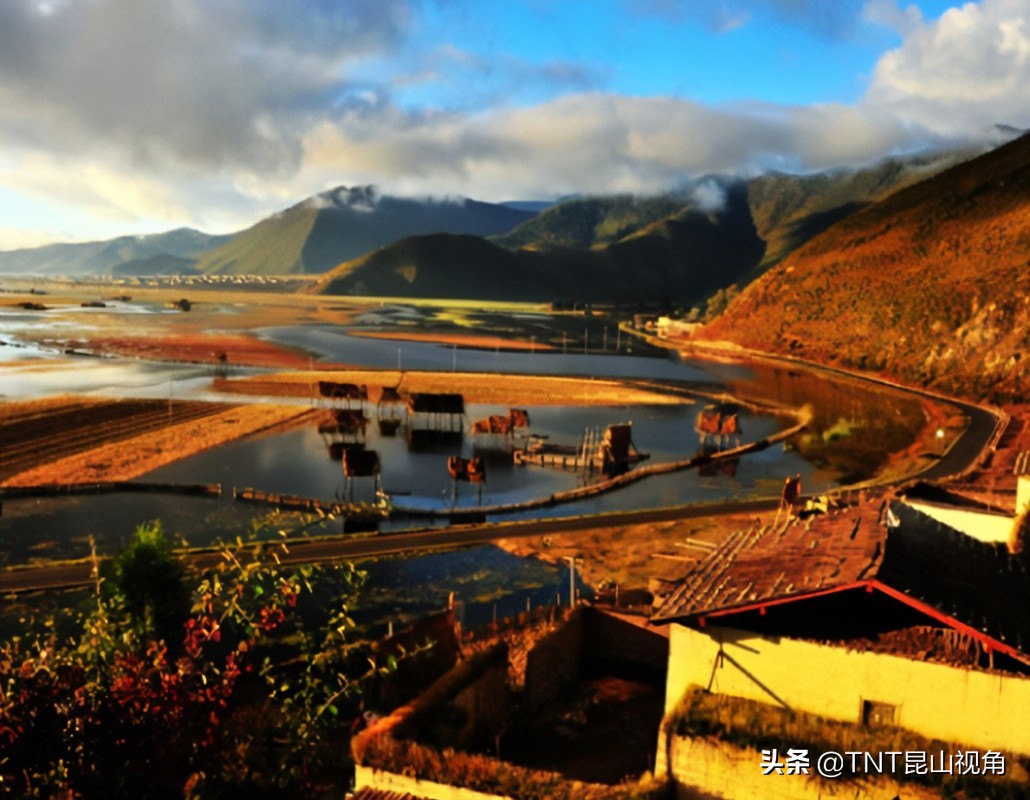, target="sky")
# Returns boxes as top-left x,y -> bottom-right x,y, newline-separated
1,0 -> 1028,250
